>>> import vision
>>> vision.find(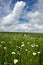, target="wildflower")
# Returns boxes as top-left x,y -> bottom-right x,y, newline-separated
4,62 -> 6,65
25,49 -> 28,51
28,51 -> 30,53
31,44 -> 35,47
27,42 -> 30,44
31,45 -> 34,47
1,41 -> 5,44
33,52 -> 36,56
37,51 -> 40,54
17,51 -> 21,55
24,34 -> 26,37
11,52 -> 15,55
21,42 -> 24,44
21,44 -> 25,47
20,47 -> 22,50
16,45 -> 18,48
14,59 -> 18,64
18,46 -> 21,48
35,45 -> 38,47
3,47 -> 7,50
